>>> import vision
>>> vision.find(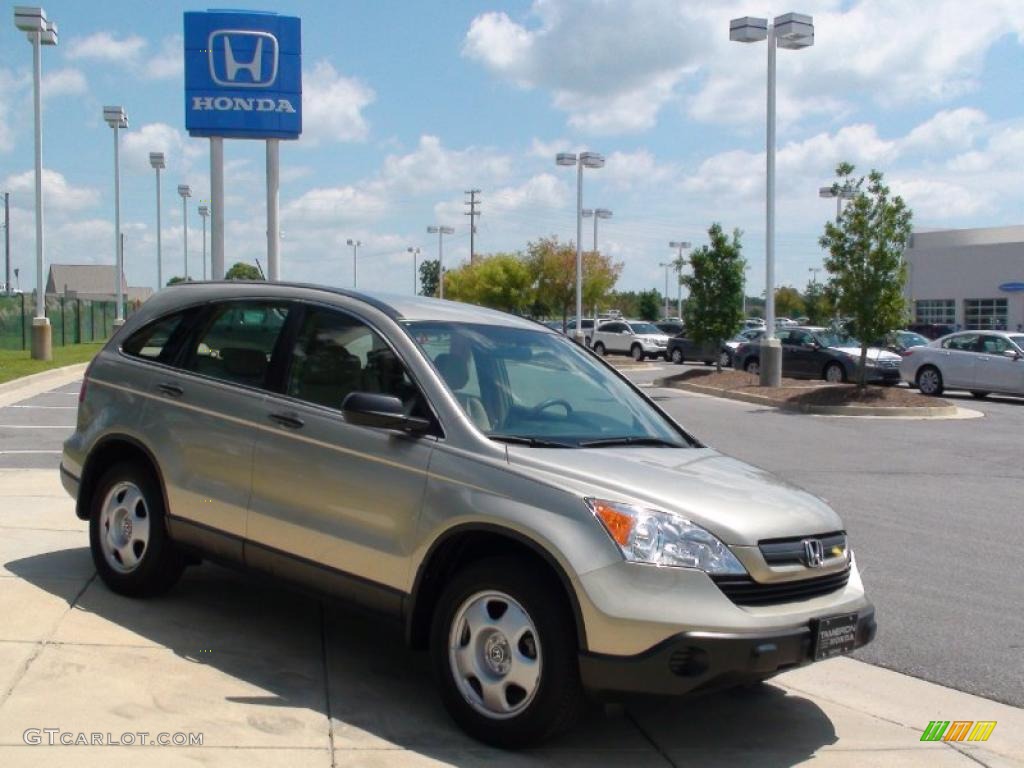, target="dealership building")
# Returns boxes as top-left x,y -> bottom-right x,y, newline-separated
905,225 -> 1024,332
